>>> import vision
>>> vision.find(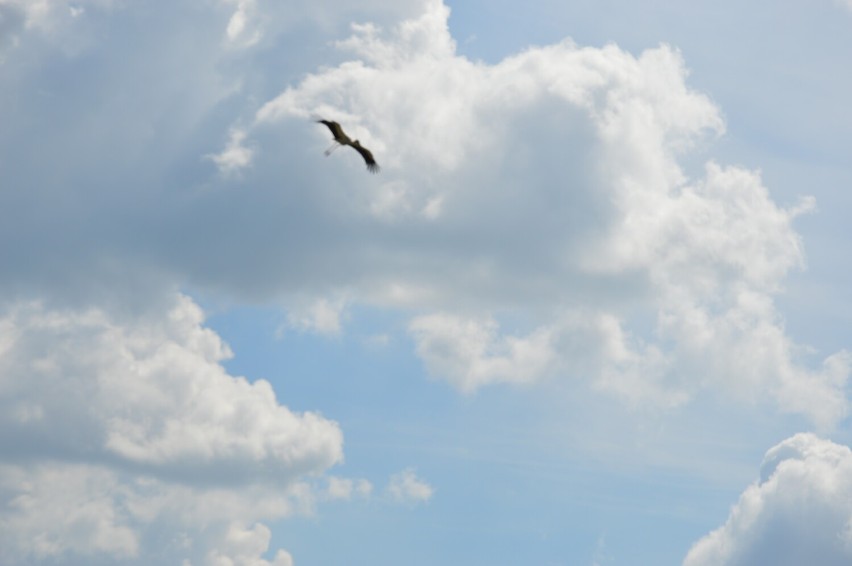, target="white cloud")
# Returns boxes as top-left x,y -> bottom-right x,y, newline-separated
217,0 -> 427,53
223,0 -> 261,47
0,294 -> 343,480
0,295 -> 343,564
684,433 -> 852,566
283,297 -> 348,337
1,0 -> 847,430
408,310 -> 687,406
409,313 -> 558,392
324,476 -> 373,501
1,0 -> 850,562
0,0 -> 116,59
250,0 -> 848,423
386,468 -> 434,504
208,128 -> 254,174
0,459 -> 317,566
0,464 -> 140,561
207,523 -> 294,566
0,0 -> 112,30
